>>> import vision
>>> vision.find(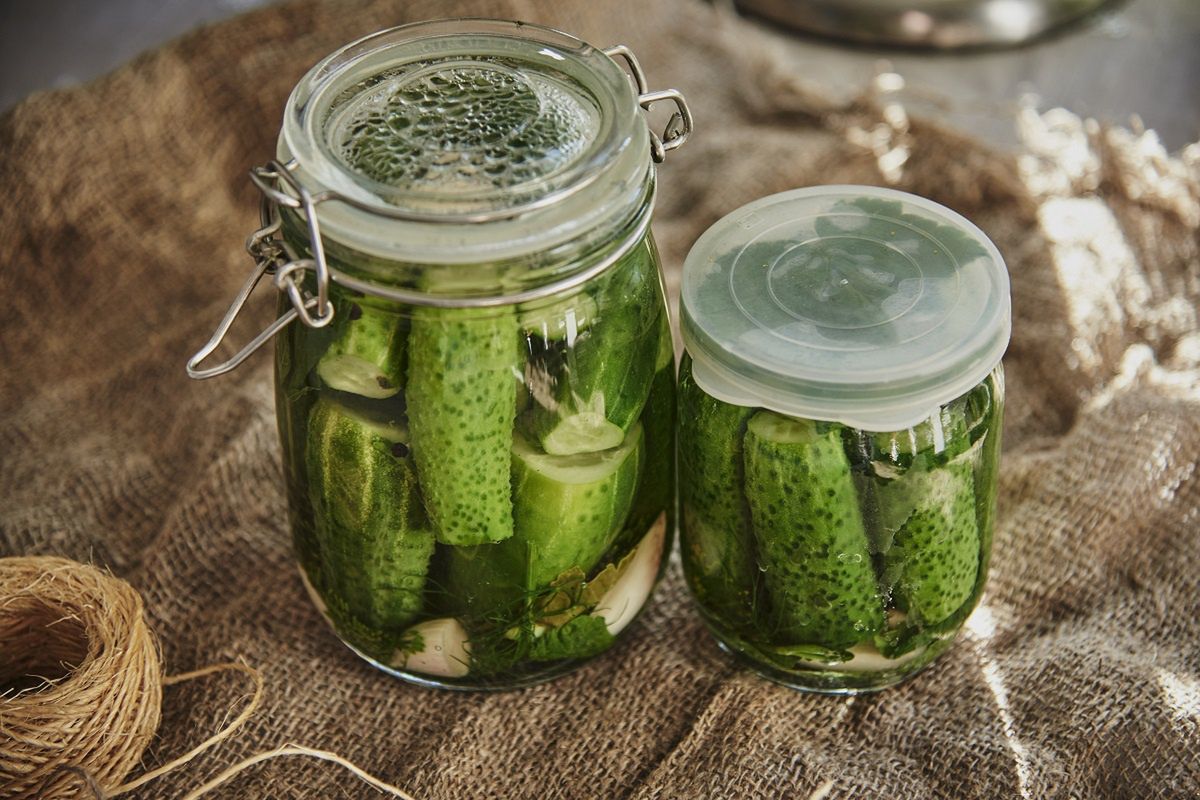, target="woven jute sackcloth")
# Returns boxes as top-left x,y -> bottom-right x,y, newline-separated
2,0 -> 1198,797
